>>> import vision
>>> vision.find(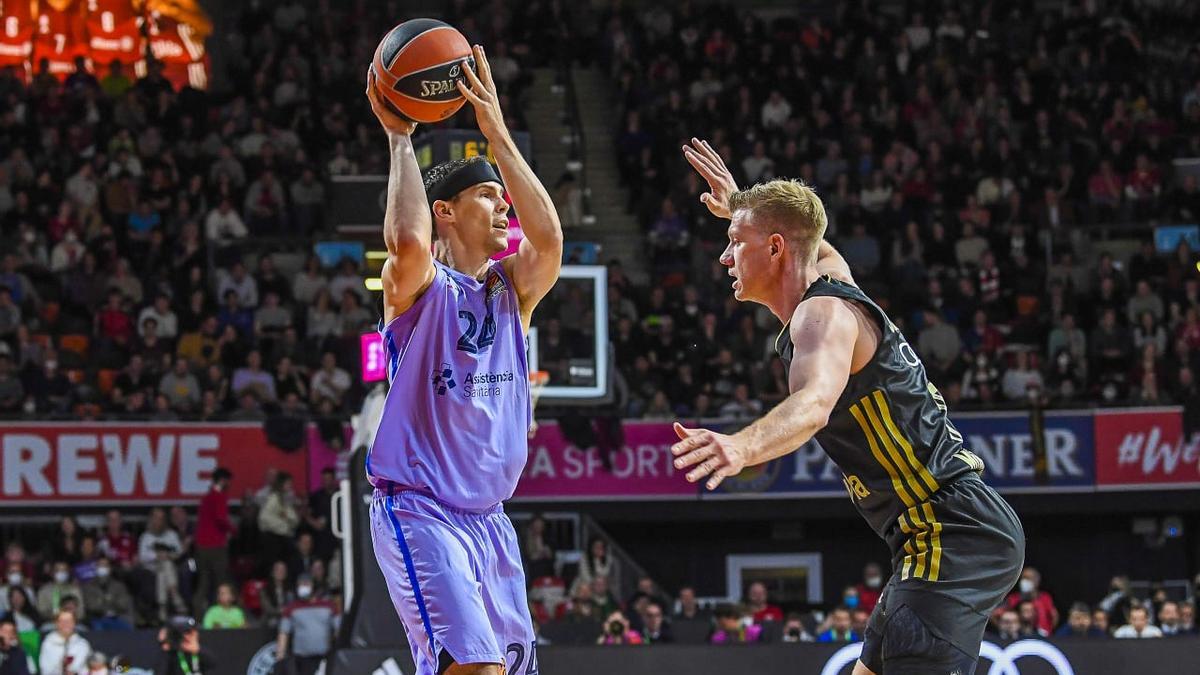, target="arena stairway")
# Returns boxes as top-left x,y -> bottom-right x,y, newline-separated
569,66 -> 649,284
524,67 -> 572,198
